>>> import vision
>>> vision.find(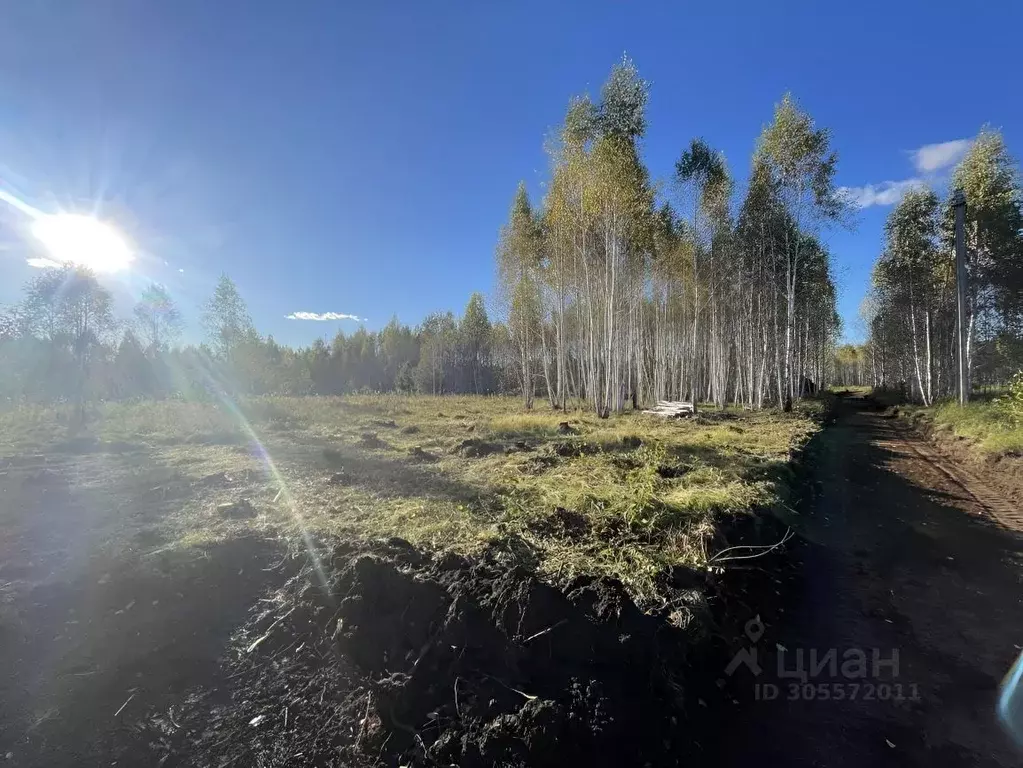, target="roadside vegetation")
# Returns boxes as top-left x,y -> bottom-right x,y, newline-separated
896,373 -> 1023,457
